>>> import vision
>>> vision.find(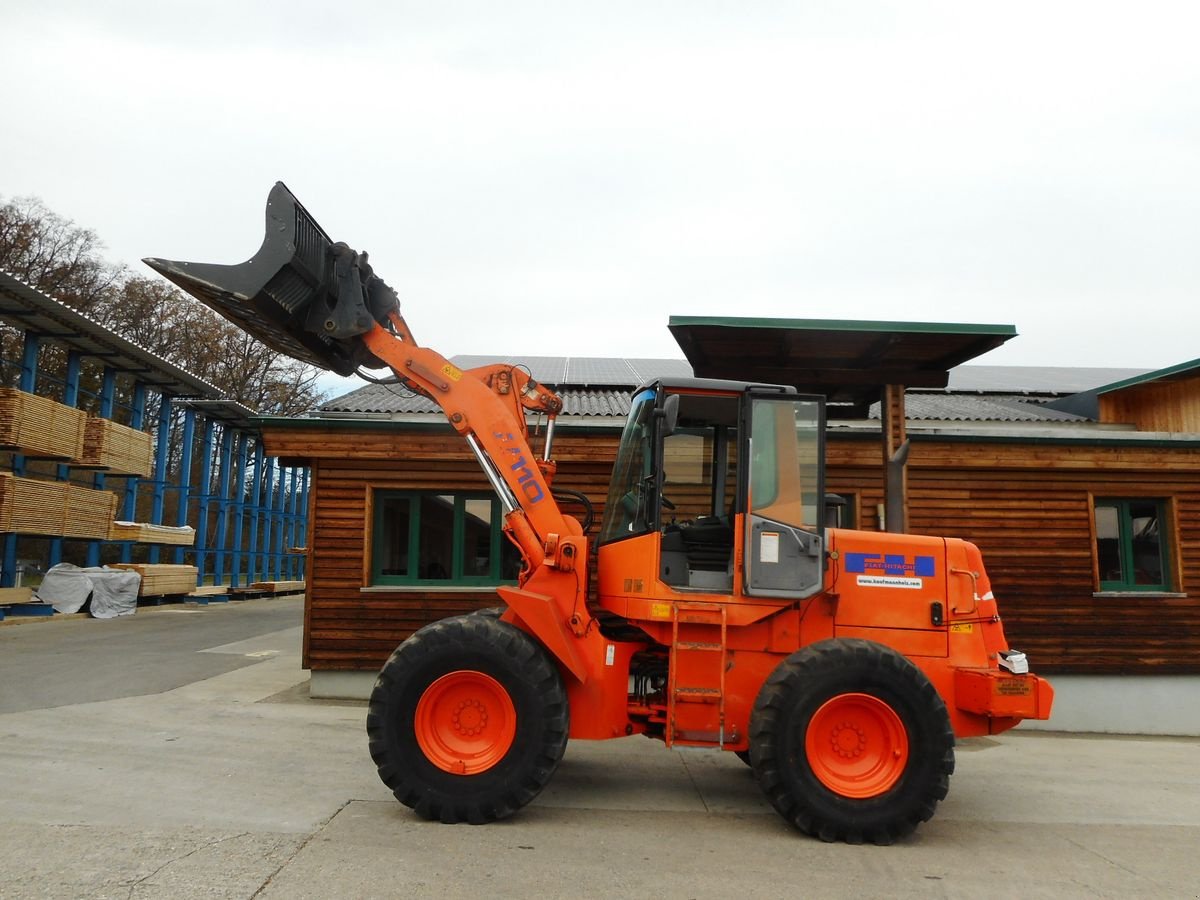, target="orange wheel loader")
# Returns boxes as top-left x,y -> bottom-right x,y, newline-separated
147,183 -> 1053,844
